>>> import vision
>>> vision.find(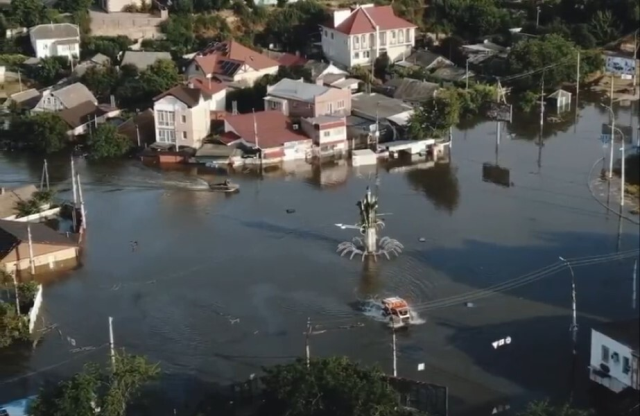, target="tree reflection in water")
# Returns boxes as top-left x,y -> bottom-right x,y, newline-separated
406,163 -> 460,214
